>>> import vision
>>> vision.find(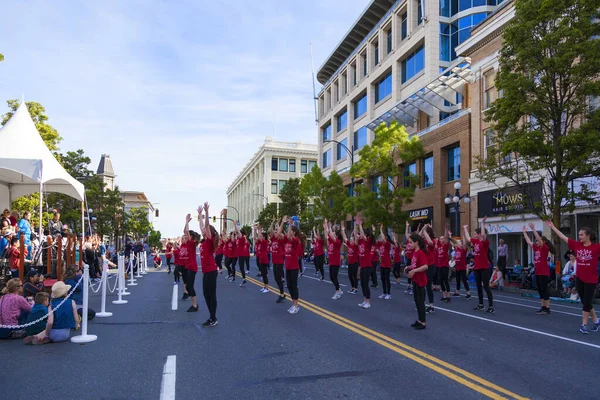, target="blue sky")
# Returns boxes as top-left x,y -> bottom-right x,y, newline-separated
0,0 -> 367,237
